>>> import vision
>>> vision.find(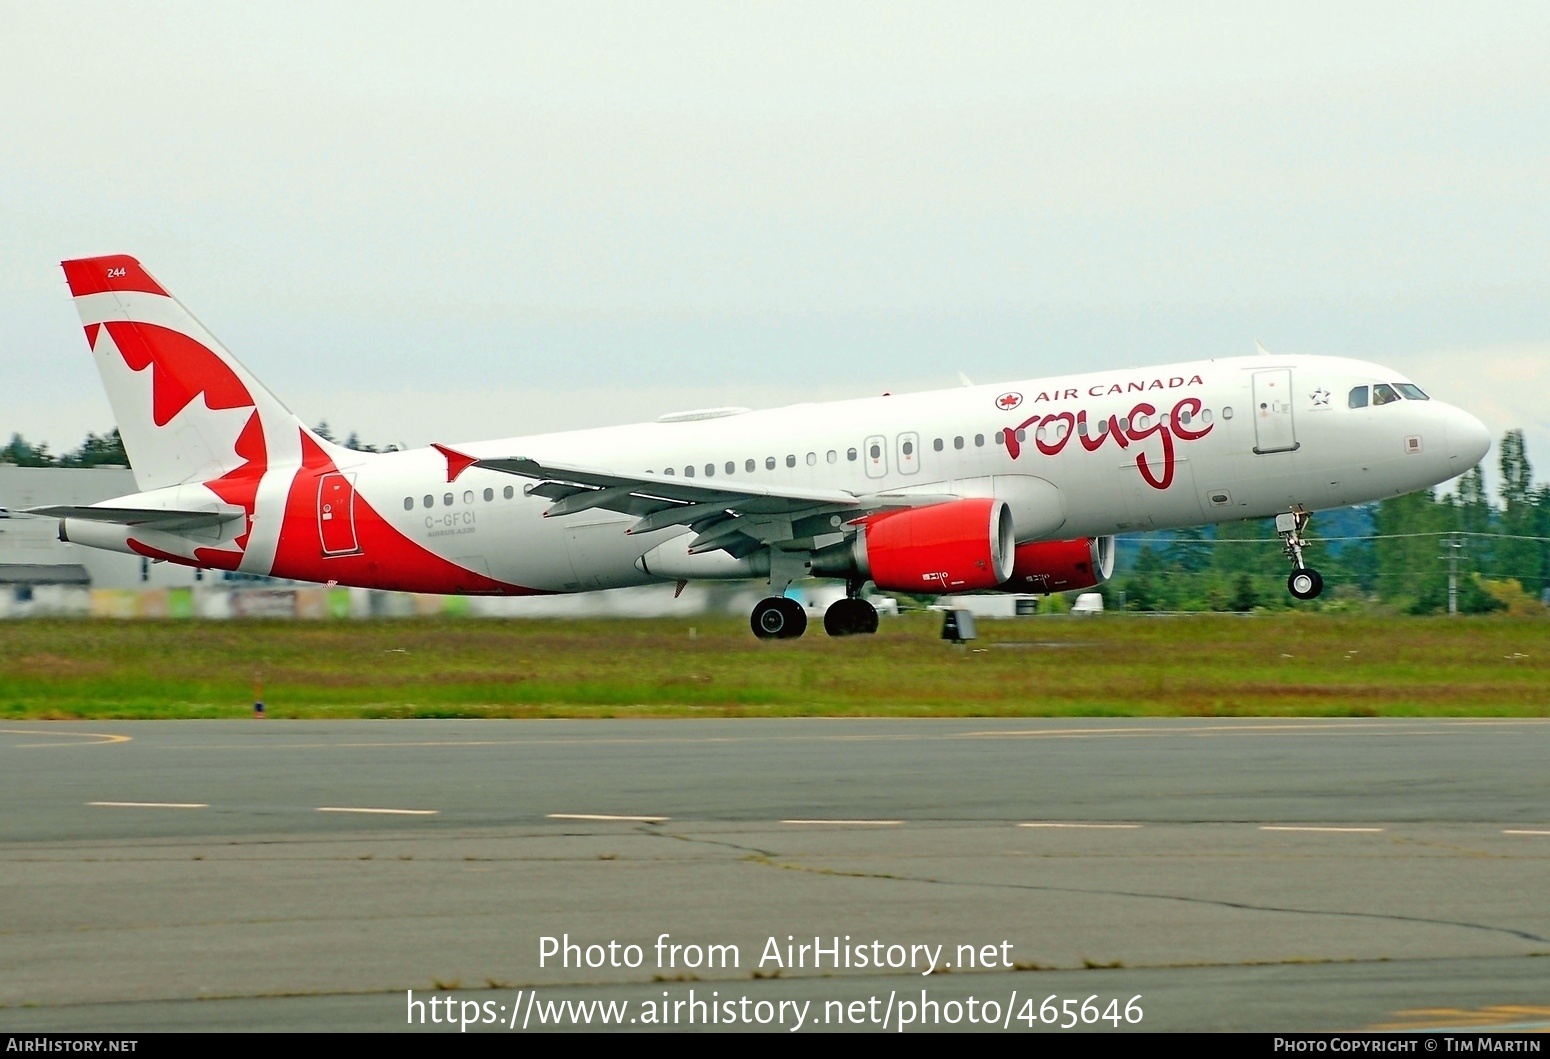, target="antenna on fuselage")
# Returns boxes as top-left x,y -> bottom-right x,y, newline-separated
1255,340 -> 1272,356
957,372 -> 975,387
